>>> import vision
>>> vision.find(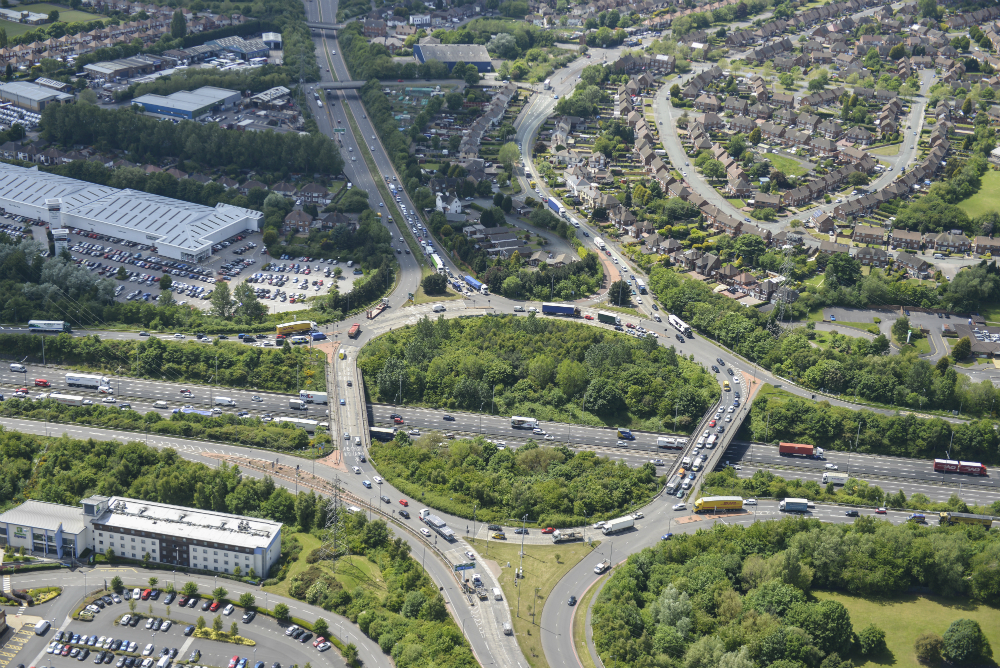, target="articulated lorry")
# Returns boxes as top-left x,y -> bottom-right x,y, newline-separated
551,529 -> 582,543
299,391 -> 329,405
597,311 -> 620,326
419,509 -> 456,541
601,516 -> 635,534
49,393 -> 84,406
694,497 -> 743,512
779,498 -> 810,512
779,442 -> 824,459
65,373 -> 111,390
821,471 -> 849,485
547,196 -> 567,218
541,303 -> 580,316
